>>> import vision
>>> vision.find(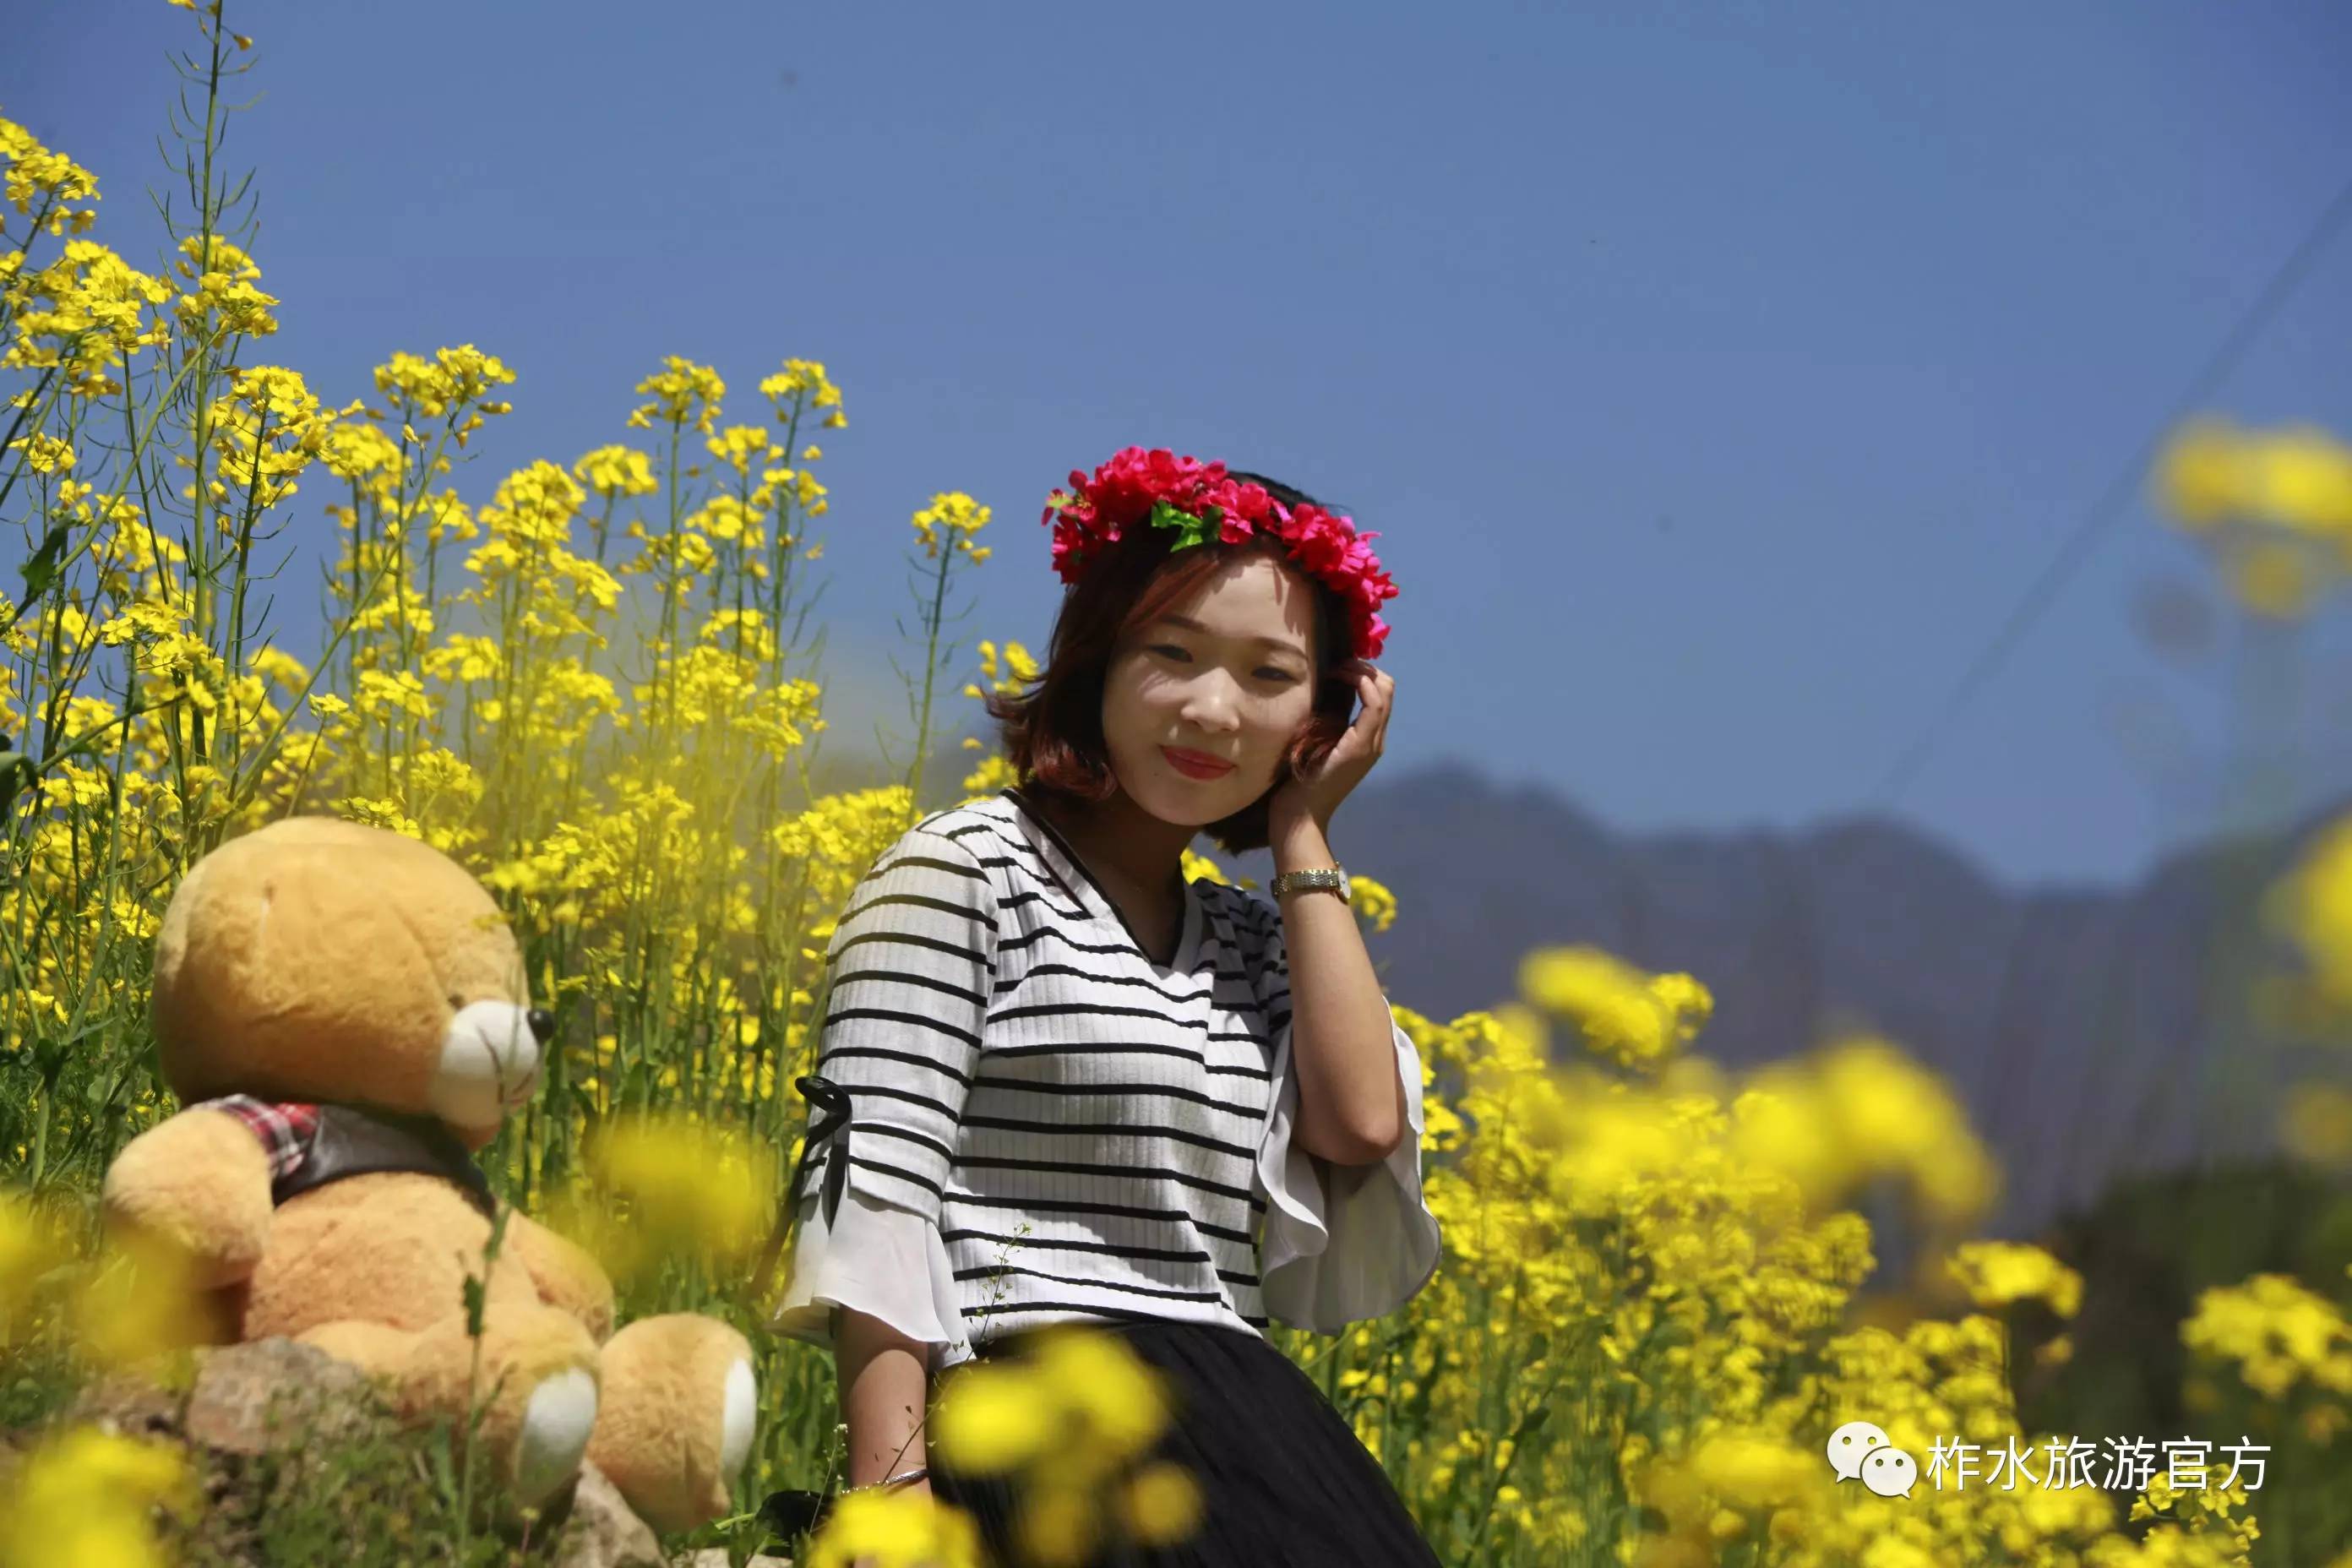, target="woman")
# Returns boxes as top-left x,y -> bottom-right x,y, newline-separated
770,446 -> 1443,1565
